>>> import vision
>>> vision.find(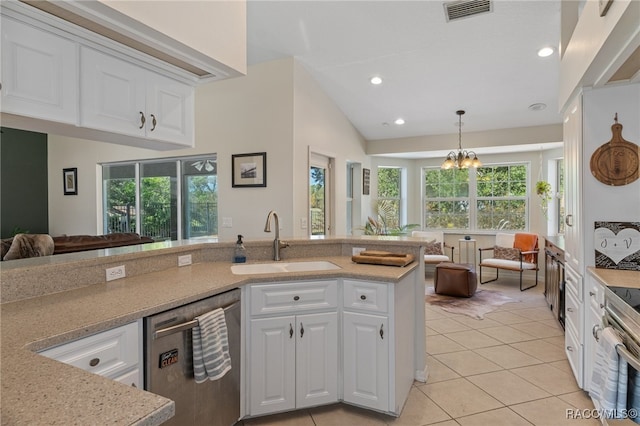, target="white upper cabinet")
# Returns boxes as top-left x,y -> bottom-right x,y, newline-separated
1,16 -> 78,124
80,47 -> 194,146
